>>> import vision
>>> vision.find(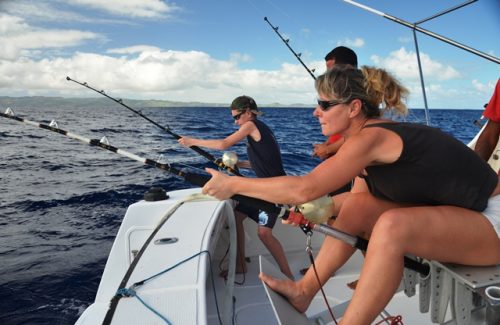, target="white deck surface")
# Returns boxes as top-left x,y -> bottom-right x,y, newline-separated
76,188 -> 495,325
207,248 -> 434,325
